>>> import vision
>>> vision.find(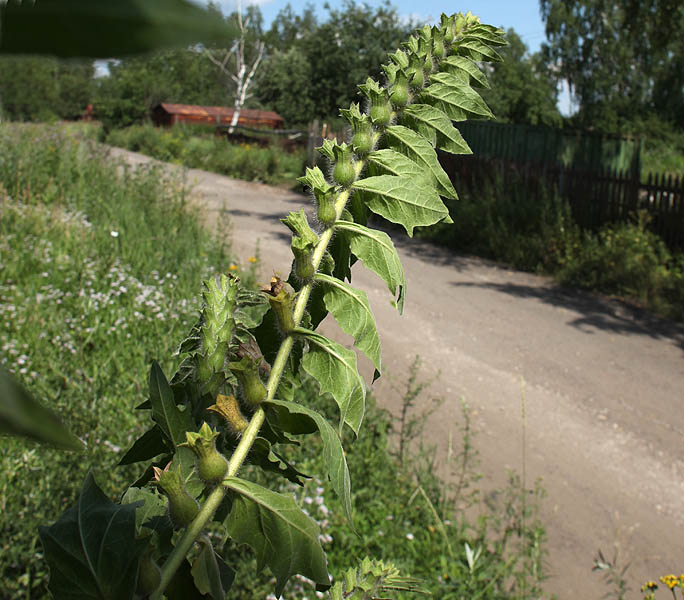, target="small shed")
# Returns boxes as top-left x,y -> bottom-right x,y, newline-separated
151,103 -> 284,129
